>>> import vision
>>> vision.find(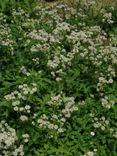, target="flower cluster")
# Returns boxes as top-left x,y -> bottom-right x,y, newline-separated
4,83 -> 37,121
28,29 -> 50,52
0,0 -> 117,155
0,23 -> 16,55
110,128 -> 117,139
35,93 -> 78,133
102,12 -> 114,24
19,66 -> 30,77
0,121 -> 24,156
92,116 -> 109,131
53,22 -> 71,40
84,149 -> 97,156
22,134 -> 30,143
32,57 -> 40,65
101,95 -> 115,109
47,53 -> 73,81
